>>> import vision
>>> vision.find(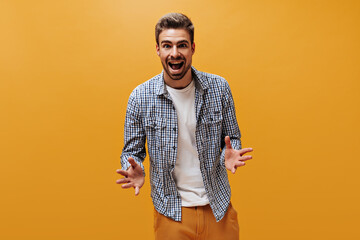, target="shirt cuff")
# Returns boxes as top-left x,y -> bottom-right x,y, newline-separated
120,155 -> 146,176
